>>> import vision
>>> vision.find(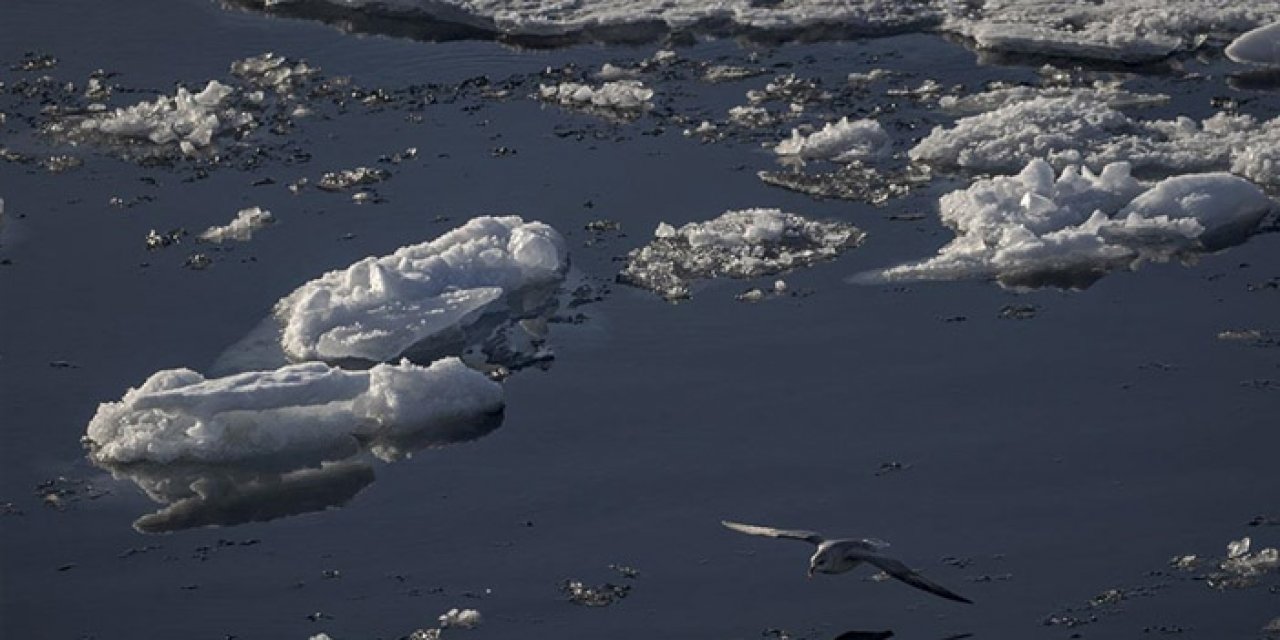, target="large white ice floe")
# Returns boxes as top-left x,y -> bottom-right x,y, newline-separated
909,92 -> 1280,188
199,206 -> 274,243
237,0 -> 1276,62
865,159 -> 1274,289
84,357 -> 503,465
275,216 -> 568,363
942,0 -> 1280,63
619,208 -> 865,300
1227,22 -> 1280,67
538,80 -> 654,114
774,117 -> 890,163
74,80 -> 251,154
